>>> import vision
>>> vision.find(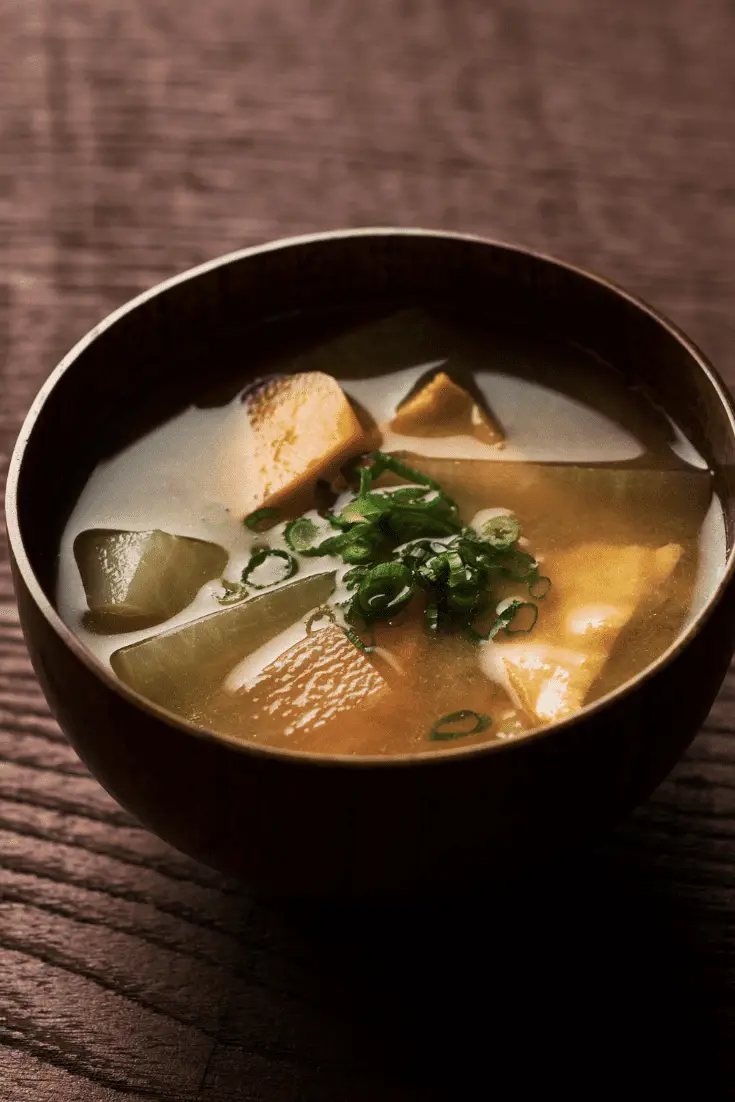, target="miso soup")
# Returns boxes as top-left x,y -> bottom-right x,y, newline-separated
56,309 -> 726,755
